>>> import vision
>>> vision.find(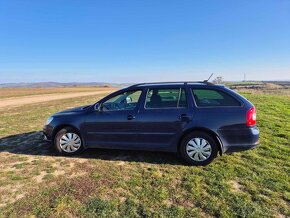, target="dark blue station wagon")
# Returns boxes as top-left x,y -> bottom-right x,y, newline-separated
43,82 -> 259,165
